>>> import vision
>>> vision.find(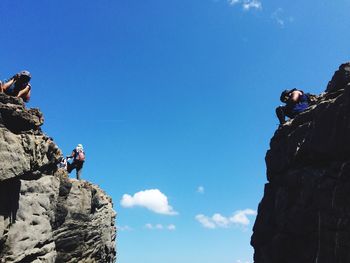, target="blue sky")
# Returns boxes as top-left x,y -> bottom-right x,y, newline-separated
1,1 -> 350,262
